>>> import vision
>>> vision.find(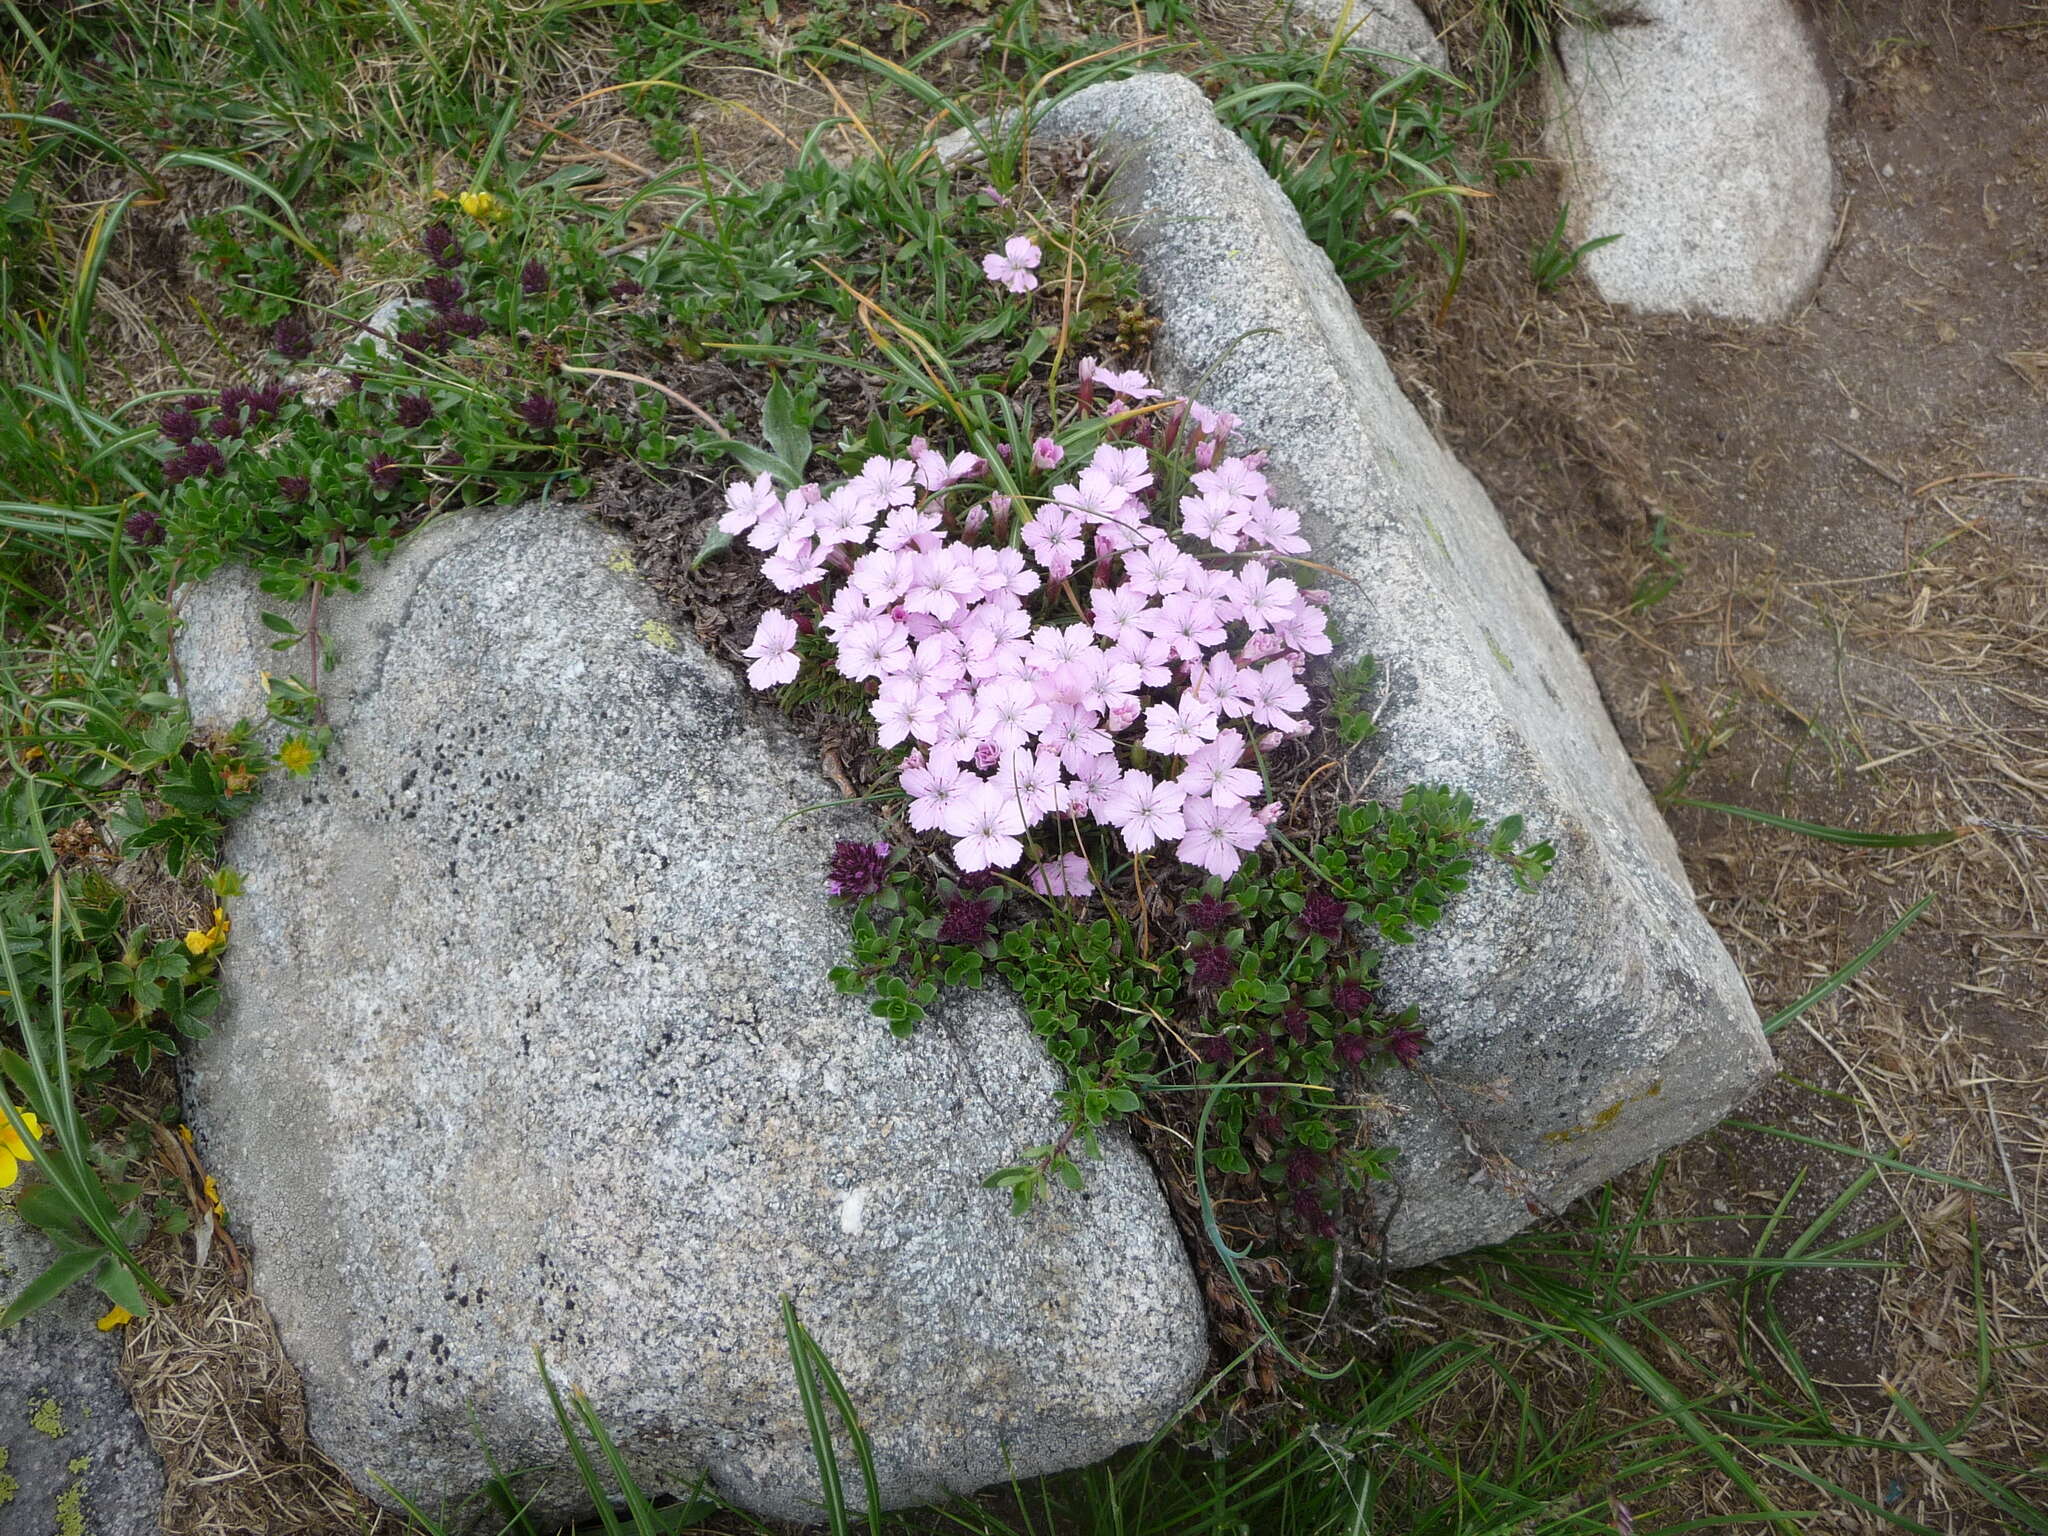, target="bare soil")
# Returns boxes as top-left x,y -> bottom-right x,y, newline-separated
1366,0 -> 2048,1526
